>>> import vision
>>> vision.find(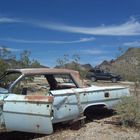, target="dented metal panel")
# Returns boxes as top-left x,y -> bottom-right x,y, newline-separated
51,86 -> 130,123
86,86 -> 129,104
51,88 -> 88,123
3,94 -> 53,134
51,89 -> 78,123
